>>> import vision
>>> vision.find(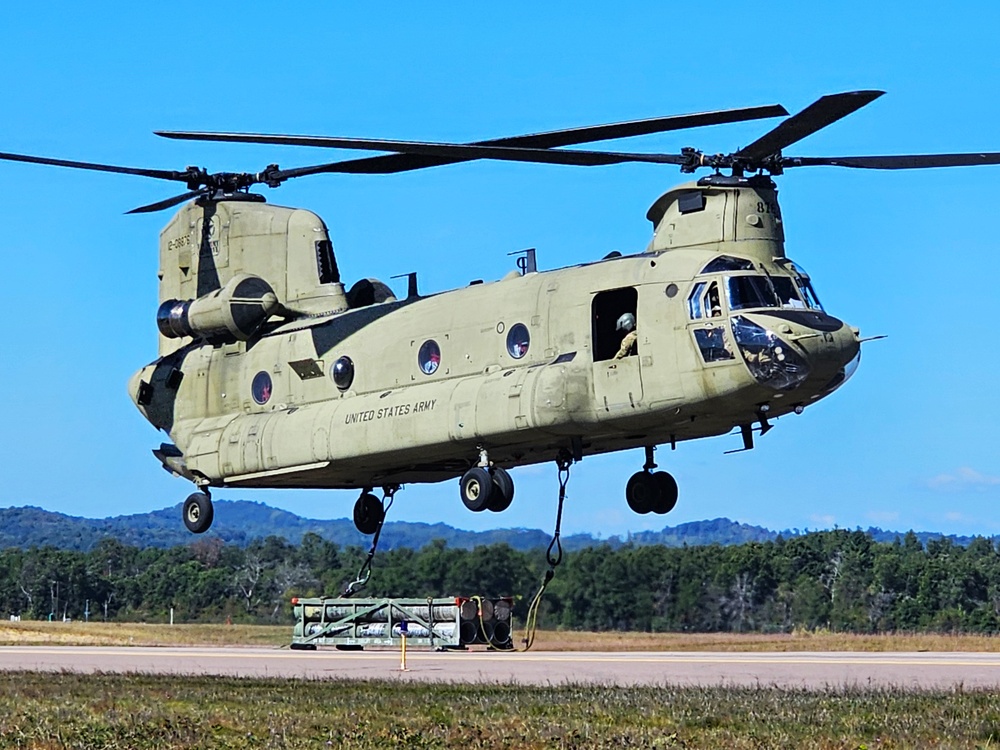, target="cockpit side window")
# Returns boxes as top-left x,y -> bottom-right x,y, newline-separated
694,327 -> 734,362
798,279 -> 823,310
688,281 -> 723,320
783,262 -> 824,311
688,282 -> 706,319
